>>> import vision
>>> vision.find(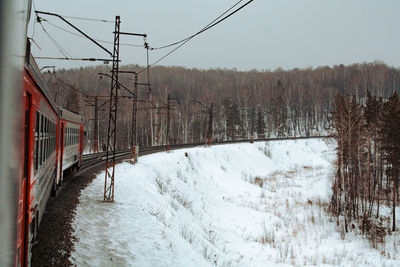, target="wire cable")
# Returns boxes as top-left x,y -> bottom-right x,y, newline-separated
151,0 -> 244,50
138,0 -> 253,74
38,20 -> 83,68
60,15 -> 114,23
43,19 -> 144,48
38,21 -> 70,58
